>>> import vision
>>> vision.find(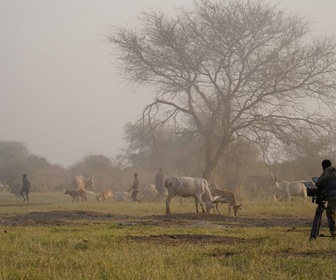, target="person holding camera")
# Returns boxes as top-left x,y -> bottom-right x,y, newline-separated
316,159 -> 336,239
